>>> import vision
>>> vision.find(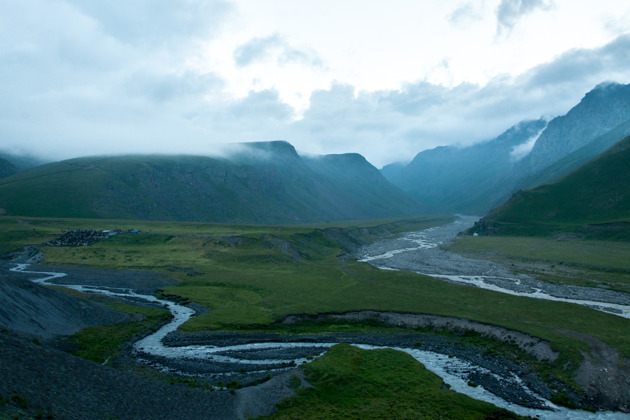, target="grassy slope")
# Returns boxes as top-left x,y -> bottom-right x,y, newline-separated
472,135 -> 630,238
0,150 -> 425,224
519,119 -> 630,191
0,158 -> 105,218
65,302 -> 171,364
